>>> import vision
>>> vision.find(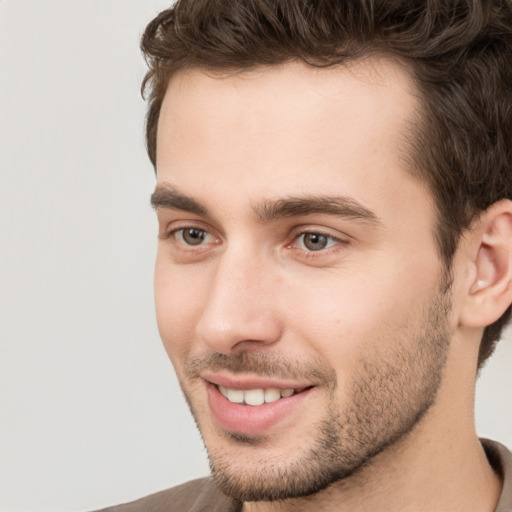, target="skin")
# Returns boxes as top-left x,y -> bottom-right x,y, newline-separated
153,59 -> 506,511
